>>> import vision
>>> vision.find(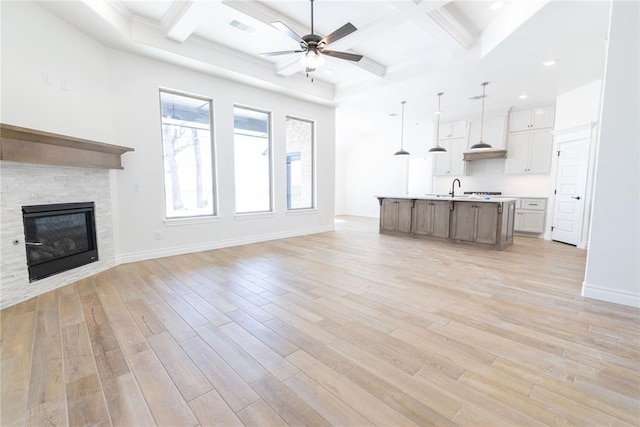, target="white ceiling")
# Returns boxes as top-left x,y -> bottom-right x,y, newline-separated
38,0 -> 610,150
